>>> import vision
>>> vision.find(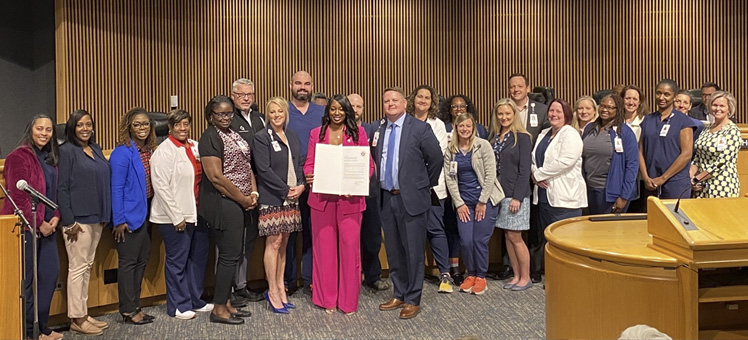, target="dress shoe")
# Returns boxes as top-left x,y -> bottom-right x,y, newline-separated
175,309 -> 196,320
282,301 -> 296,309
235,287 -> 264,302
265,291 -> 289,314
39,331 -> 64,340
193,303 -> 214,312
231,308 -> 251,318
399,304 -> 420,319
86,316 -> 109,329
379,298 -> 404,311
364,278 -> 391,291
285,285 -> 298,296
230,294 -> 248,308
512,281 -> 534,291
497,266 -> 514,280
530,273 -> 542,283
209,312 -> 244,325
70,320 -> 103,336
123,313 -> 153,325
